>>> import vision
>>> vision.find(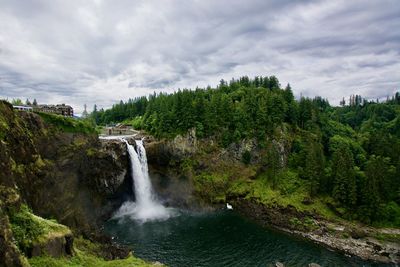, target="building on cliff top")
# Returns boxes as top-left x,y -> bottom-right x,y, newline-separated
34,104 -> 74,117
12,105 -> 33,112
13,103 -> 74,117
104,123 -> 135,135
